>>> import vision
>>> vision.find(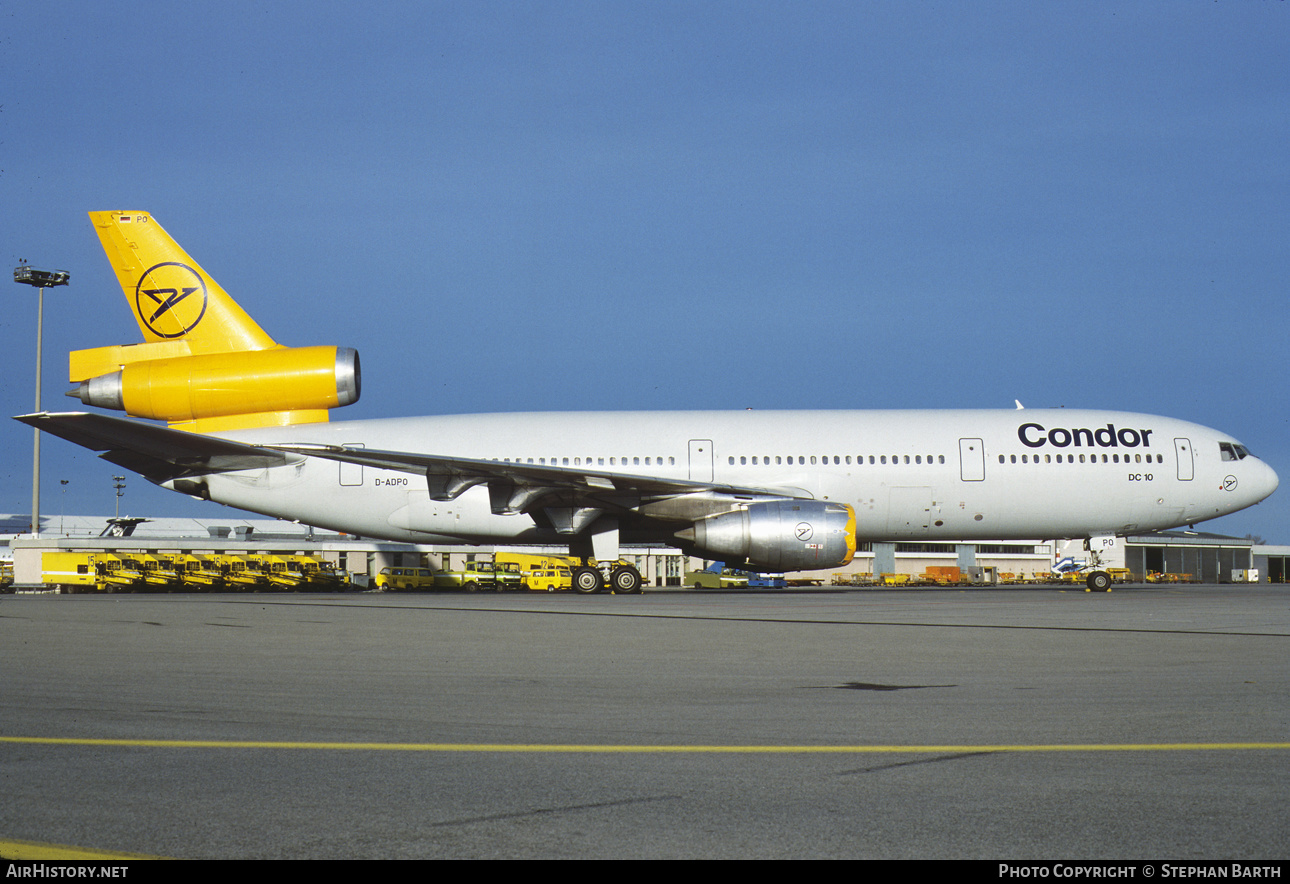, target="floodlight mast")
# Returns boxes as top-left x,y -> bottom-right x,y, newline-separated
14,263 -> 70,537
